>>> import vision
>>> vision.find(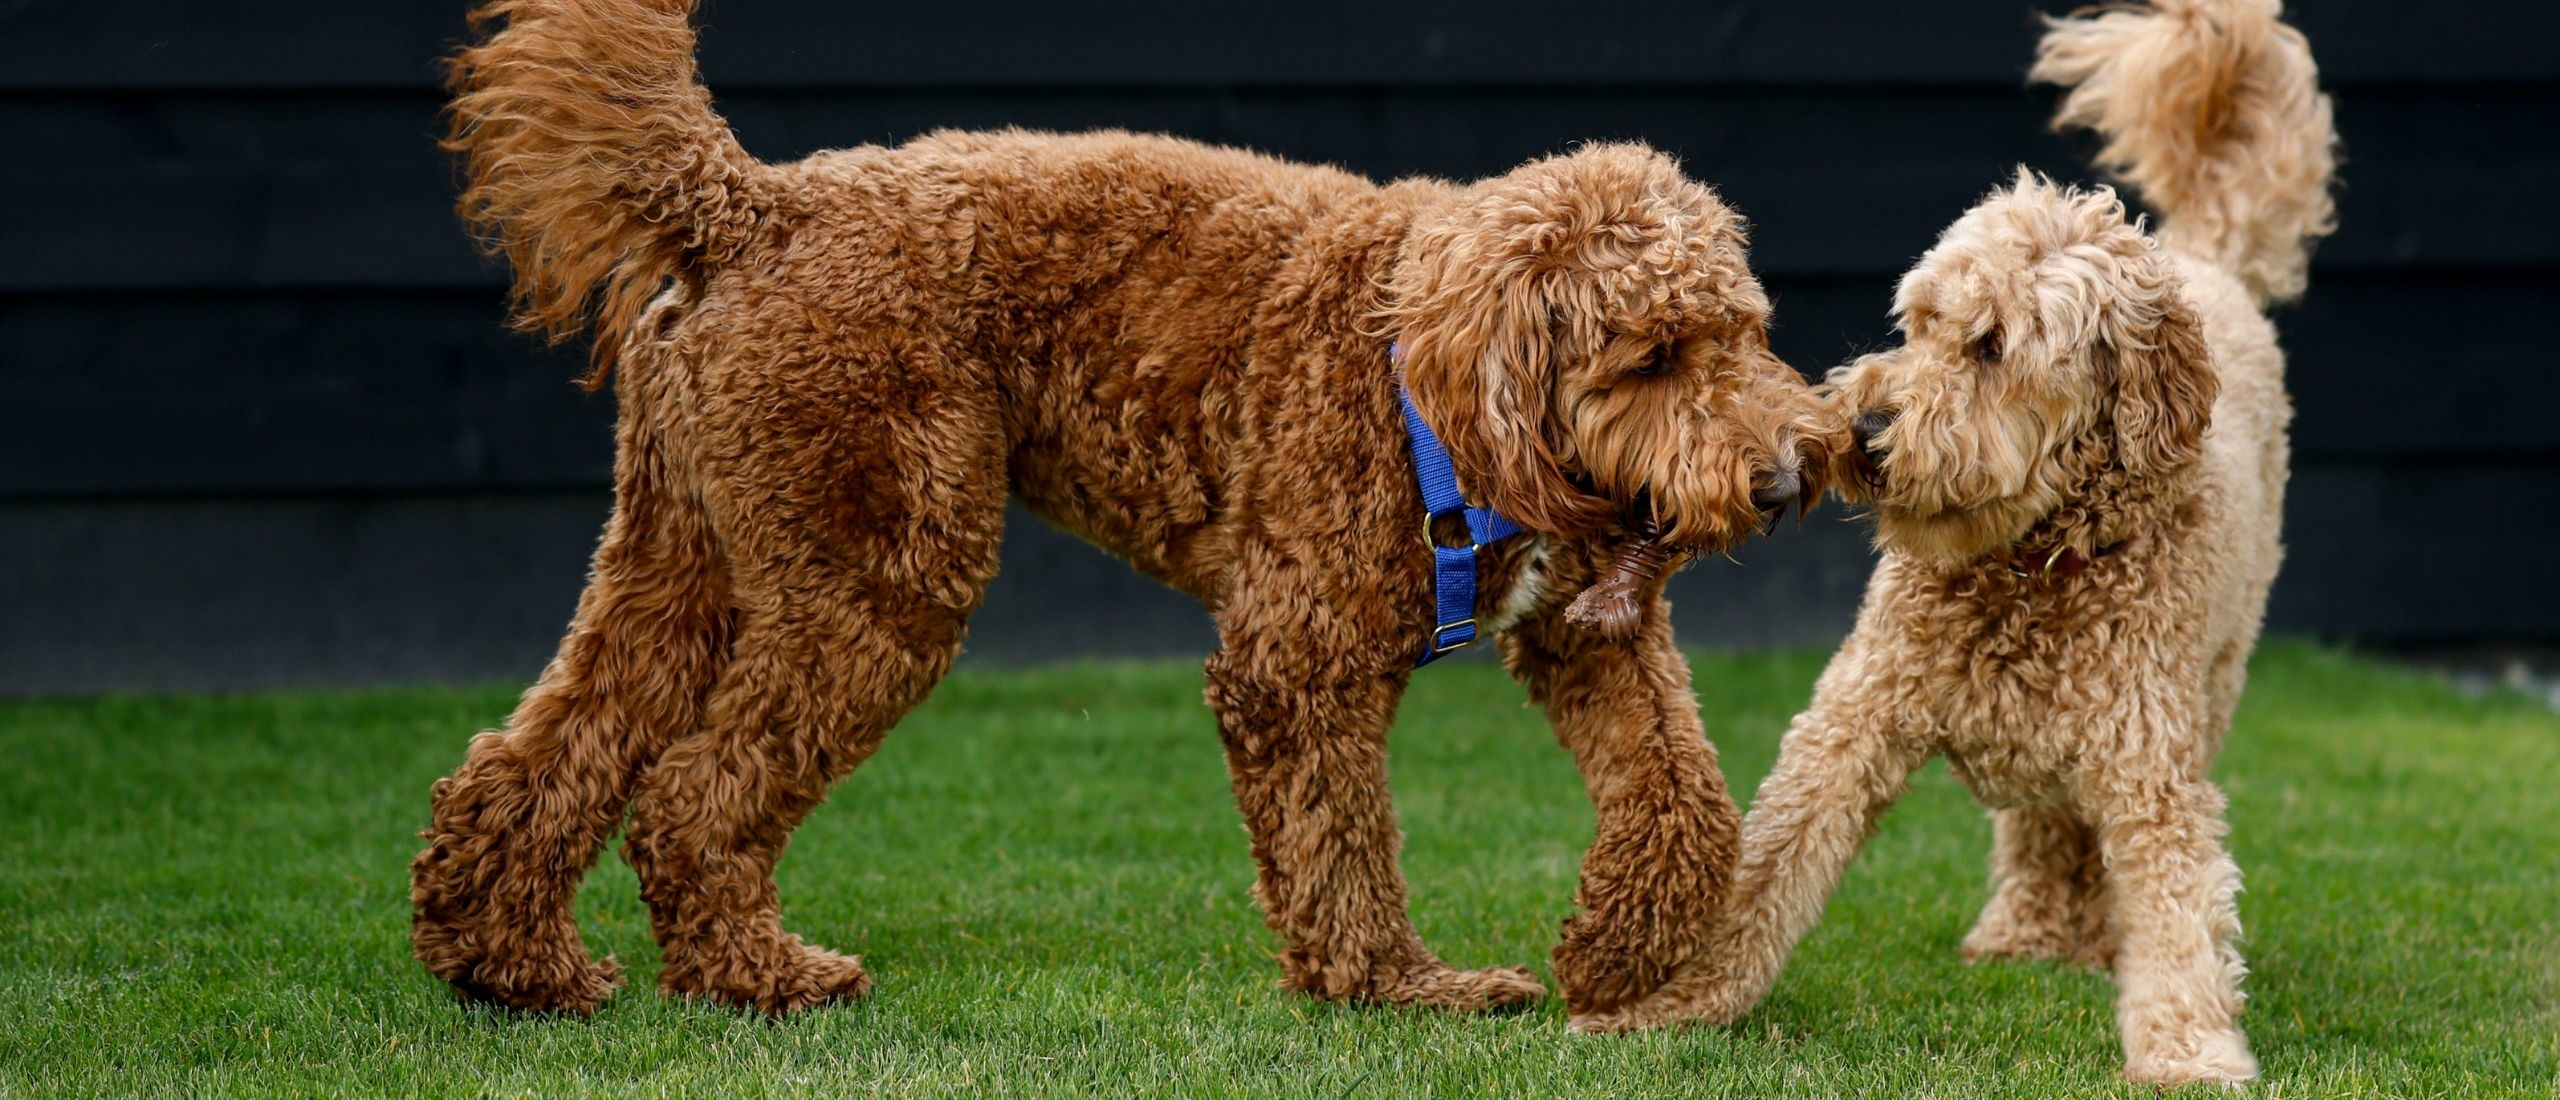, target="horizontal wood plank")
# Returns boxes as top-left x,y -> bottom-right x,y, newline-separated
2,0 -> 2548,91
0,294 -> 613,496
2272,463 -> 2560,642
4,463 -> 2549,690
5,87 -> 2553,292
3,275 -> 2547,497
